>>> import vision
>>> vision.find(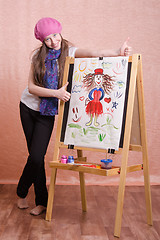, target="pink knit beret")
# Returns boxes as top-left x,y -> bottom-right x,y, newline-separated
34,17 -> 62,42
